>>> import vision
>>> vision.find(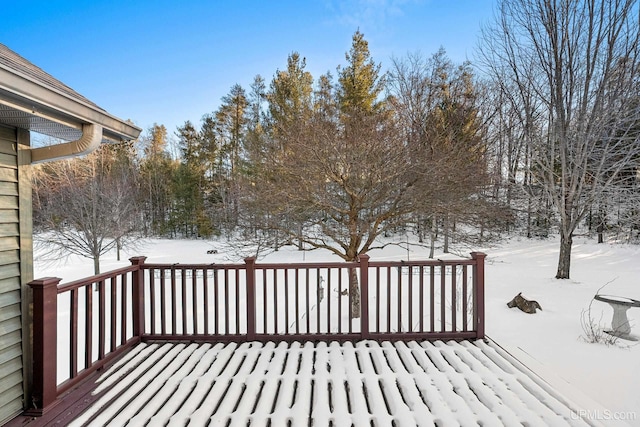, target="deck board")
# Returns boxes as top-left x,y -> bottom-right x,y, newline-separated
10,339 -> 610,427
81,340 -> 597,426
